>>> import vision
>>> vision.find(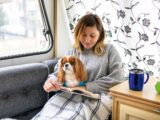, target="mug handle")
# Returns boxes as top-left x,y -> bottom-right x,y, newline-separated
144,73 -> 149,84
